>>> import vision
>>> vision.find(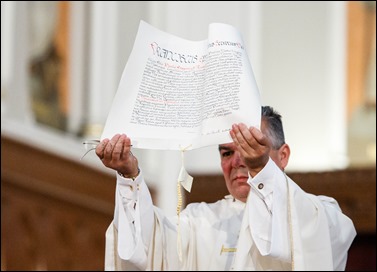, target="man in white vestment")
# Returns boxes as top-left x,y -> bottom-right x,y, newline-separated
95,106 -> 356,271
